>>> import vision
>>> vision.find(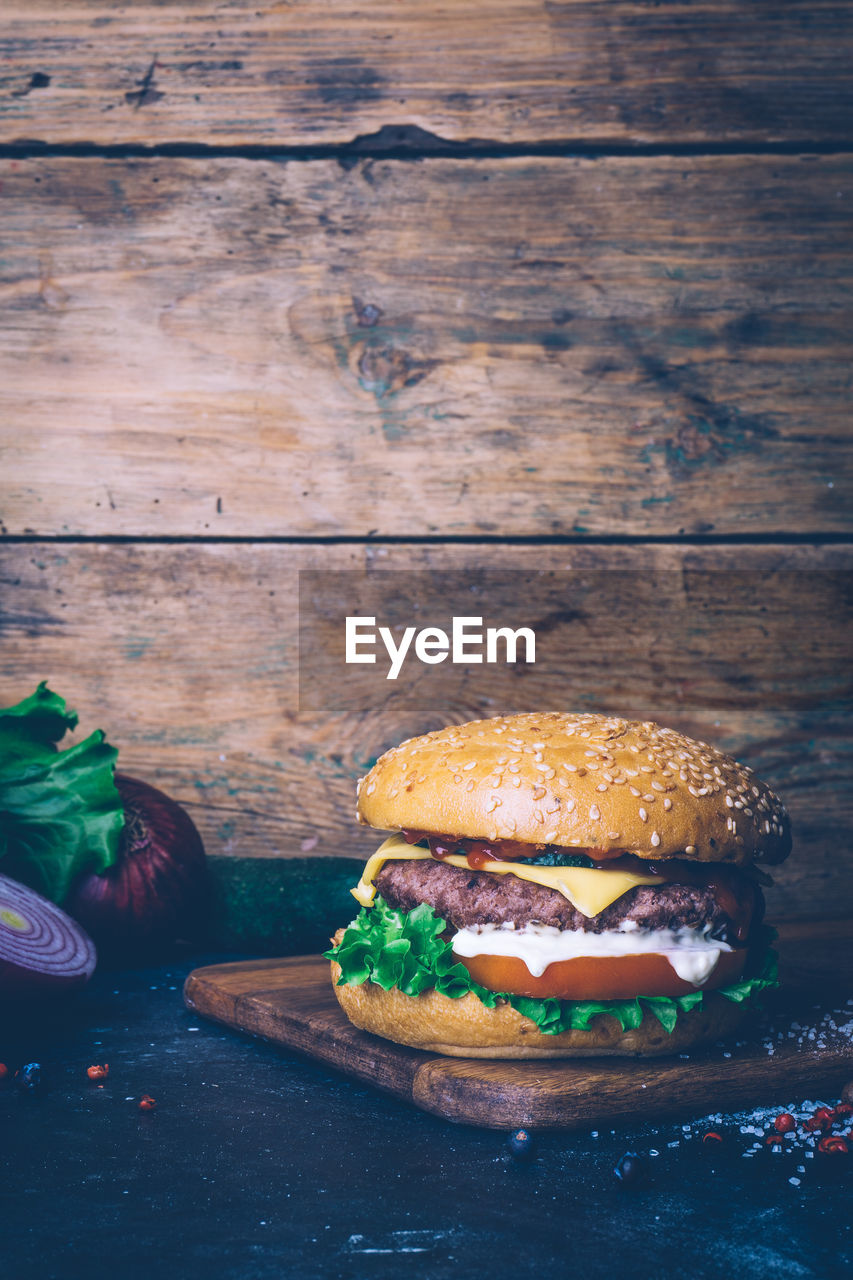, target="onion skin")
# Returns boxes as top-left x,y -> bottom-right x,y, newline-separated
64,774 -> 208,955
